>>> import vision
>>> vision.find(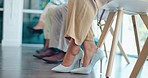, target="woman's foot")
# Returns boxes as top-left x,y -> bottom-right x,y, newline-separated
62,39 -> 80,66
70,48 -> 105,74
51,39 -> 84,73
70,40 -> 105,74
51,49 -> 84,72
82,40 -> 98,67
